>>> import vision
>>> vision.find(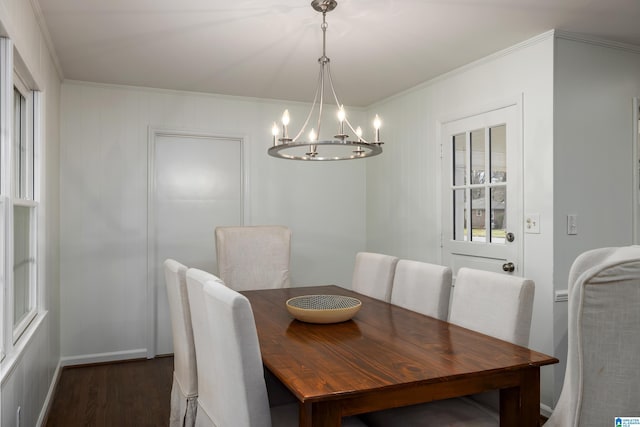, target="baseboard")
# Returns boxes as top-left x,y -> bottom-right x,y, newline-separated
540,402 -> 553,418
60,348 -> 148,367
36,359 -> 63,427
